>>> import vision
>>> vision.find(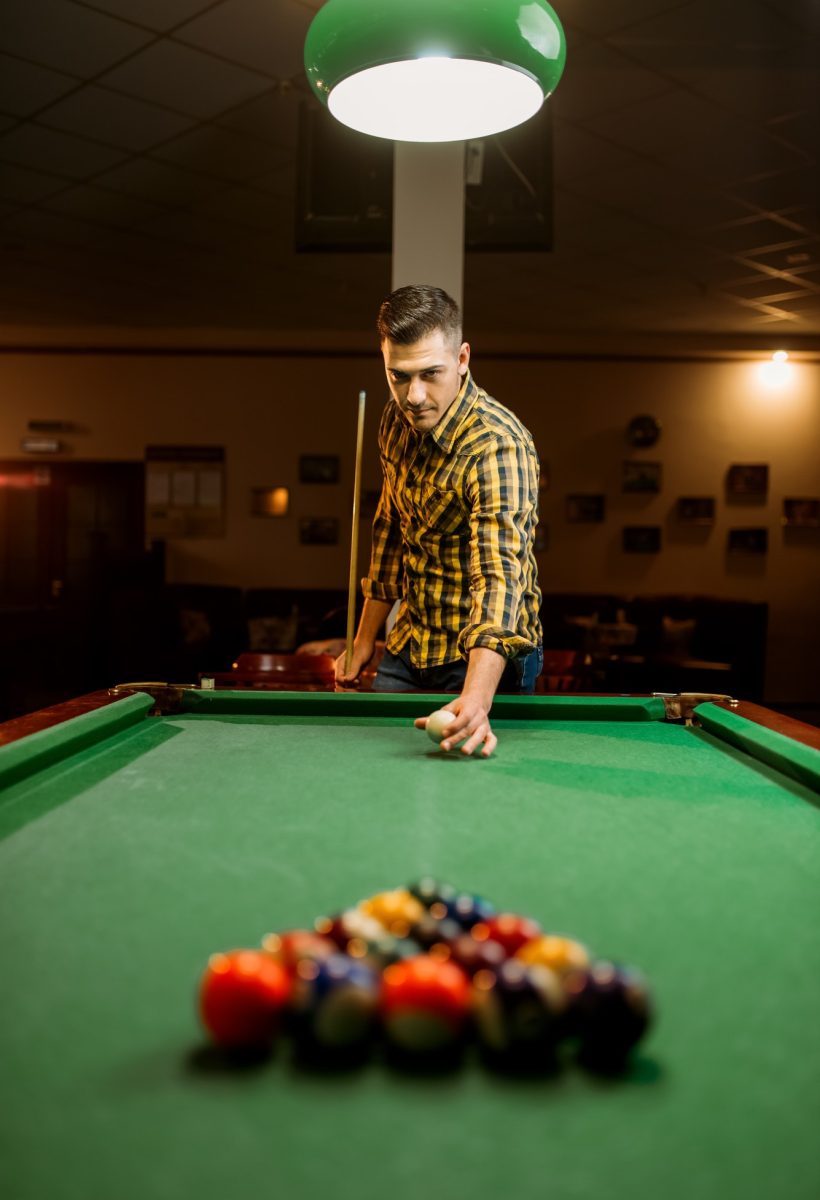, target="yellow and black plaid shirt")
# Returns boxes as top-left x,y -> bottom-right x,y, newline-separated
363,372 -> 542,667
